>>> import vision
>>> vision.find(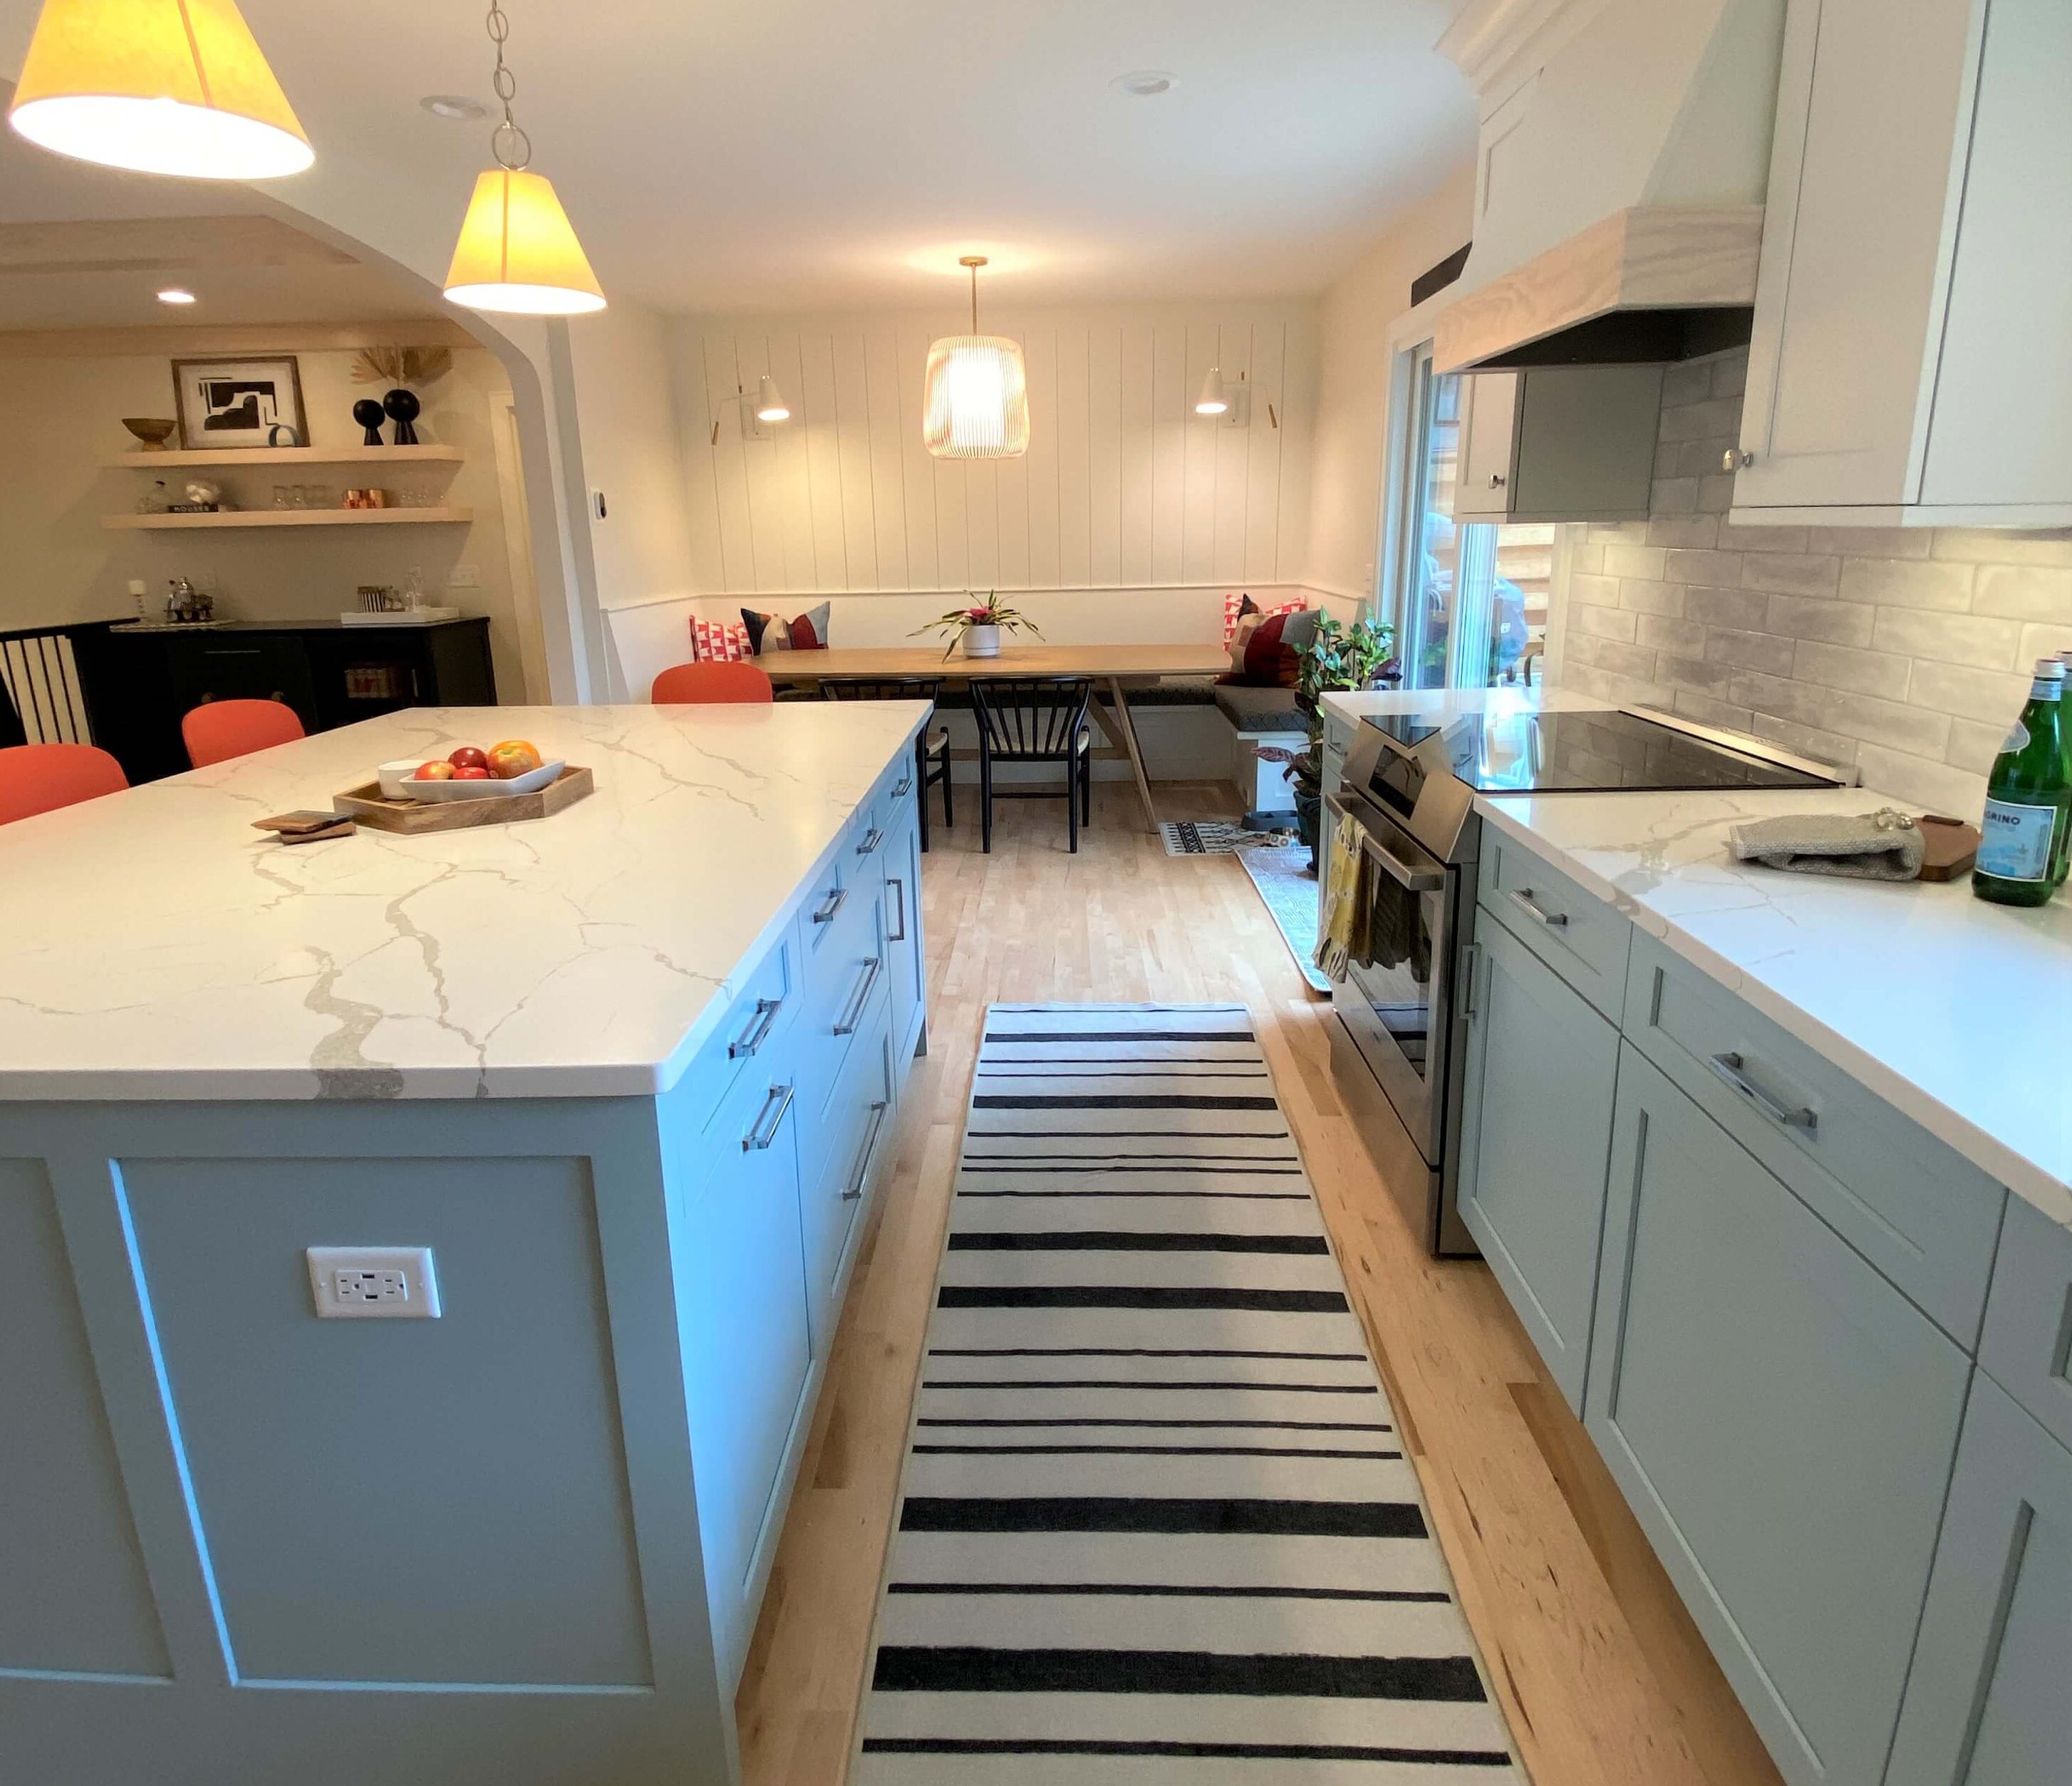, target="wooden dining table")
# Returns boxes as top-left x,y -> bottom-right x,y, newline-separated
757,642 -> 1232,831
